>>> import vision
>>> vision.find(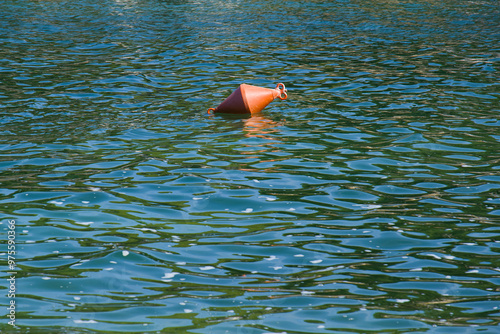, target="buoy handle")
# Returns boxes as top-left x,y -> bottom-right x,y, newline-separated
276,83 -> 287,100
207,108 -> 215,114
